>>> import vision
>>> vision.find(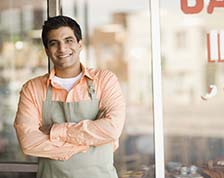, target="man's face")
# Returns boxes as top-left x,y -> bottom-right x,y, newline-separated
45,26 -> 82,73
